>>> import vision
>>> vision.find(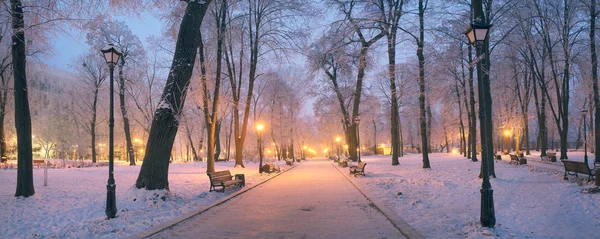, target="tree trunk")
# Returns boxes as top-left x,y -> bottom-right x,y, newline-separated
0,118 -> 5,159
135,1 -> 212,190
373,119 -> 377,154
91,88 -> 98,164
455,82 -> 466,156
118,63 -> 135,166
417,0 -> 430,168
0,71 -> 6,160
185,122 -> 199,161
468,44 -> 478,161
591,0 -> 600,159
12,0 -> 35,197
388,31 -> 401,166
426,101 -> 433,153
523,112 -> 530,155
444,124 -> 449,153
226,115 -> 233,160
214,120 -> 222,160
